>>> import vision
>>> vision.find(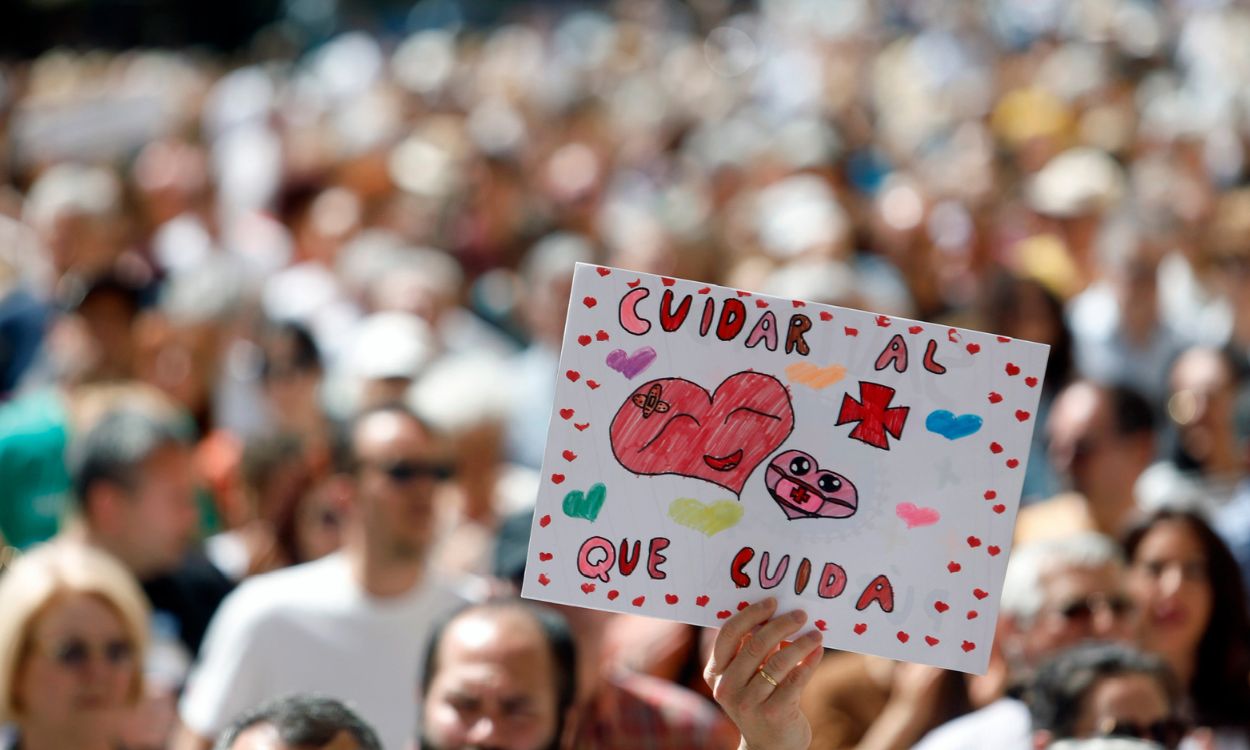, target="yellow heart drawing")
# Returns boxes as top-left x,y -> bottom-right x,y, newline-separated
668,498 -> 744,537
785,362 -> 848,389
